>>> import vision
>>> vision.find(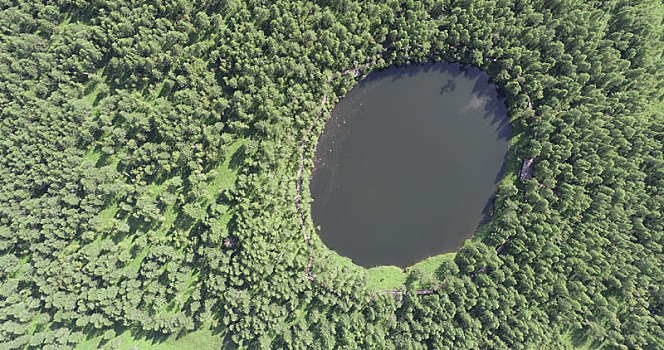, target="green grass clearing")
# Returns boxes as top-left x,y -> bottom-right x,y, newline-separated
76,324 -> 229,350
365,266 -> 406,291
406,252 -> 455,276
